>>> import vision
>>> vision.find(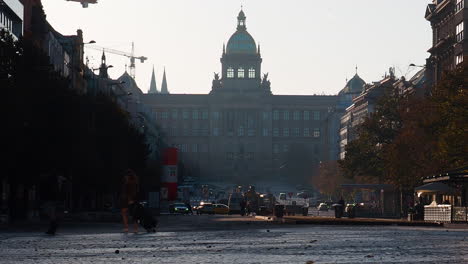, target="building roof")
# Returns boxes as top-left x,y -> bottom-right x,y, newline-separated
118,71 -> 143,96
339,74 -> 365,95
226,10 -> 257,55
